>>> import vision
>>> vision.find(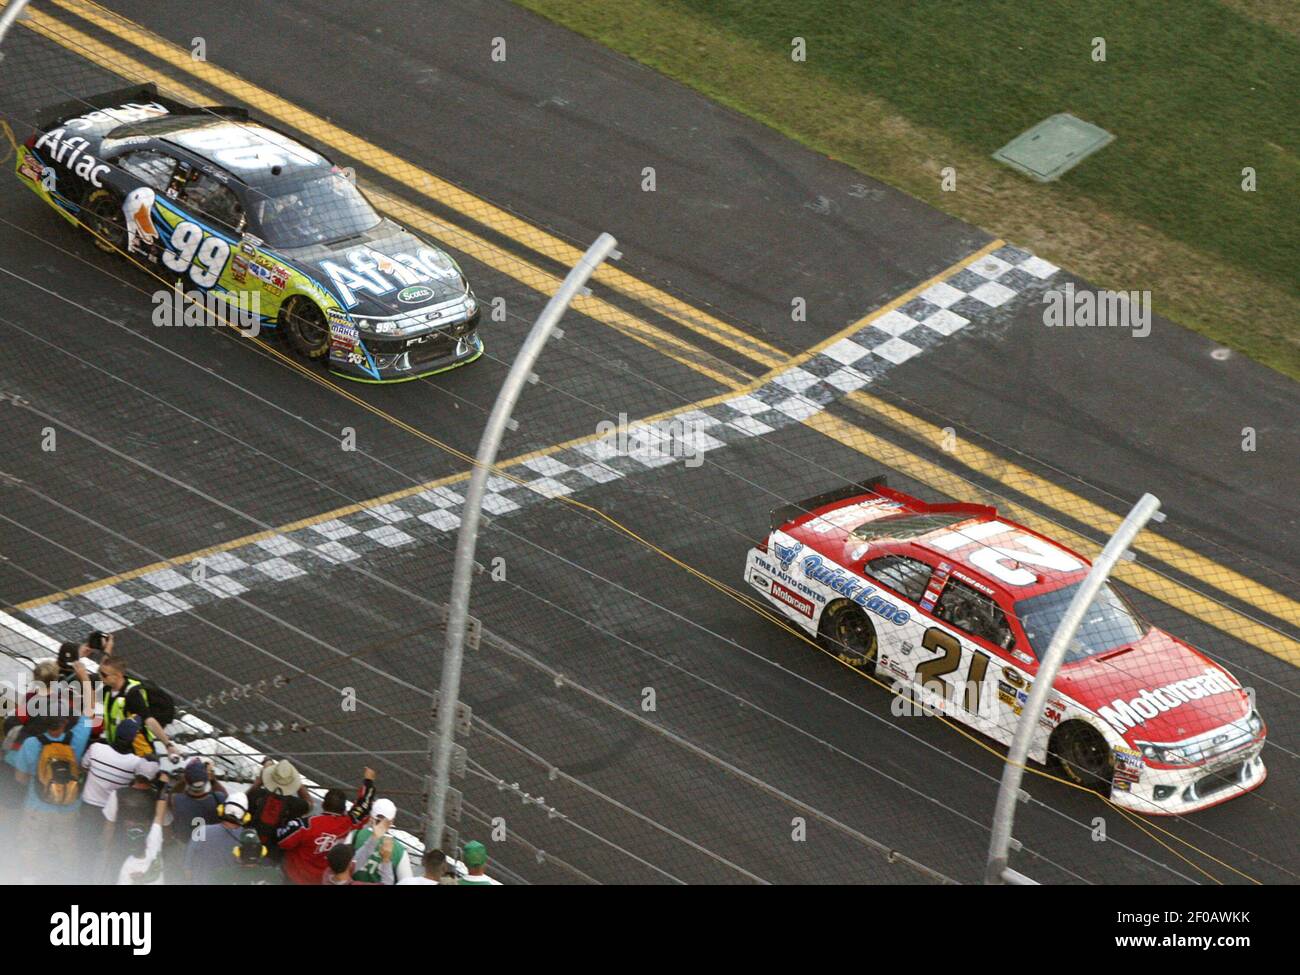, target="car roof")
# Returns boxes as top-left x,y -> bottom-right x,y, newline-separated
104,115 -> 331,185
784,491 -> 1090,602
